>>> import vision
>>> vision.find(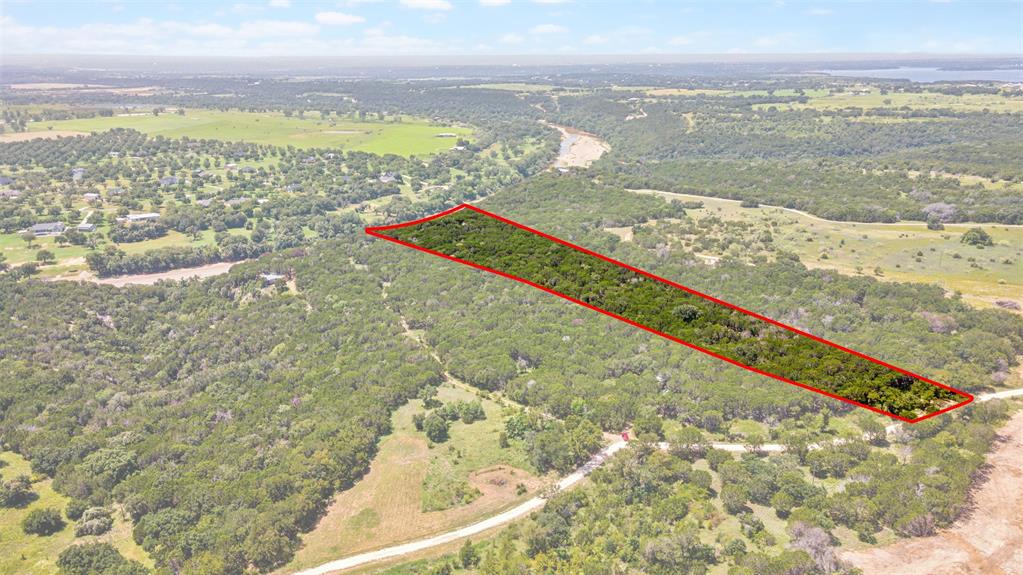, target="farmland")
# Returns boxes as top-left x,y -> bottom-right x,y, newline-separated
626,190 -> 1023,313
24,110 -> 473,156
